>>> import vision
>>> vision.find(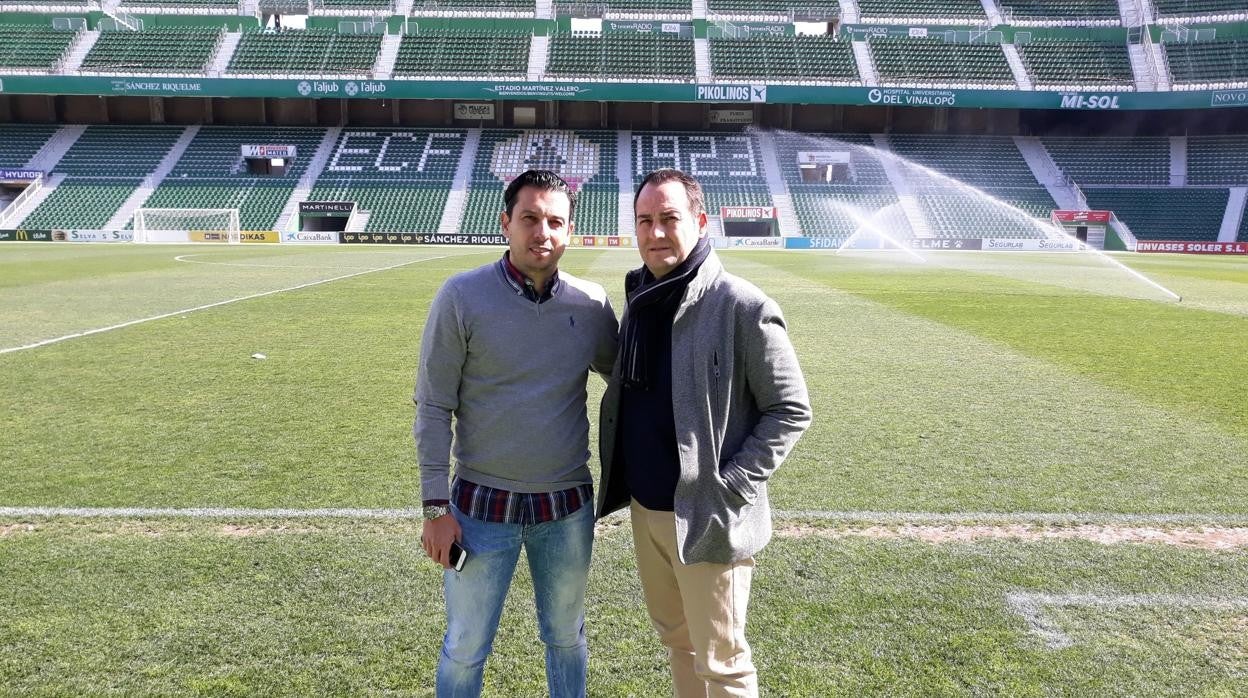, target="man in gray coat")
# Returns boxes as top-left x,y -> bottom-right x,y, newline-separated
597,168 -> 812,697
